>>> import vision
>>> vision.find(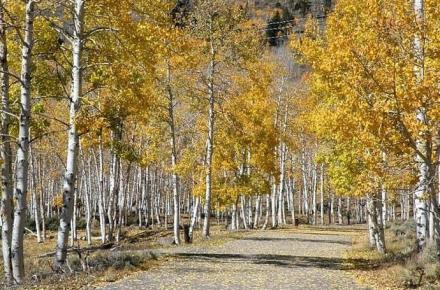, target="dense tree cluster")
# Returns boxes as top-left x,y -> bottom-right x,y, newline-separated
294,0 -> 440,255
1,0 -> 438,286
